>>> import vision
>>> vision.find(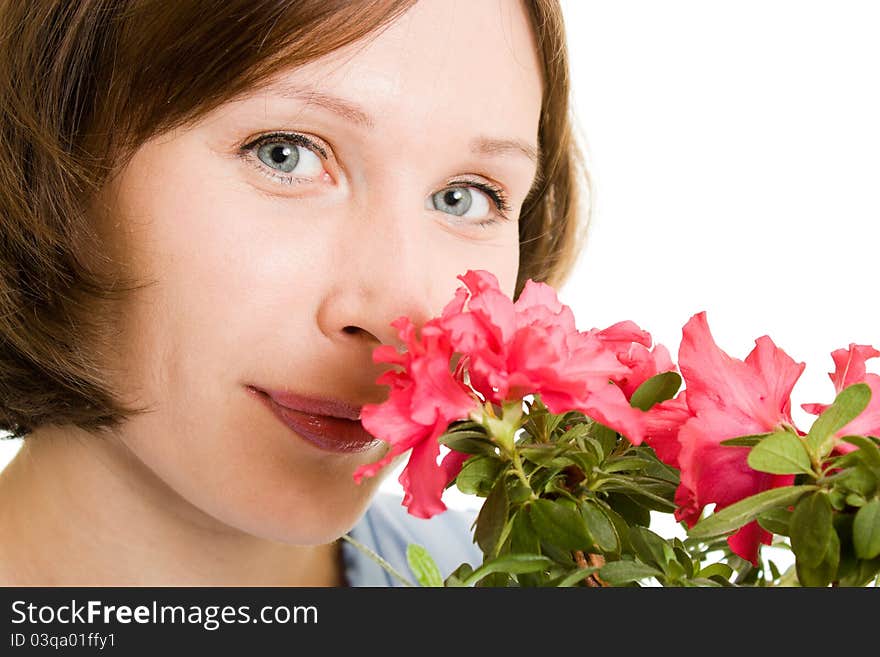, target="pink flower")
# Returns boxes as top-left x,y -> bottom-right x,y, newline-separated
590,320 -> 676,400
438,270 -> 672,445
672,312 -> 806,565
586,319 -> 688,464
639,392 -> 692,469
801,344 -> 880,451
352,312 -> 480,519
354,269 -> 680,518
